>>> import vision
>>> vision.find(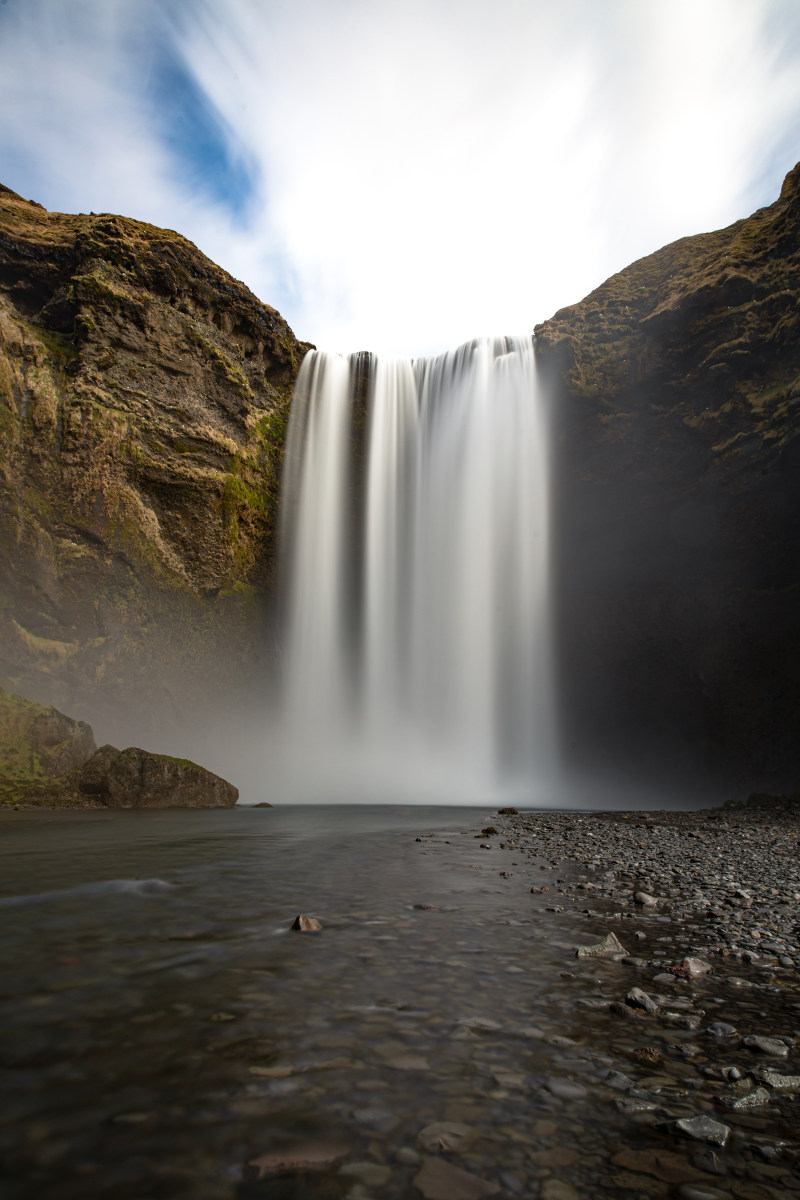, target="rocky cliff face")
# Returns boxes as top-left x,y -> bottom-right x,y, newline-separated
536,163 -> 800,791
0,686 -> 237,807
0,184 -> 309,749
